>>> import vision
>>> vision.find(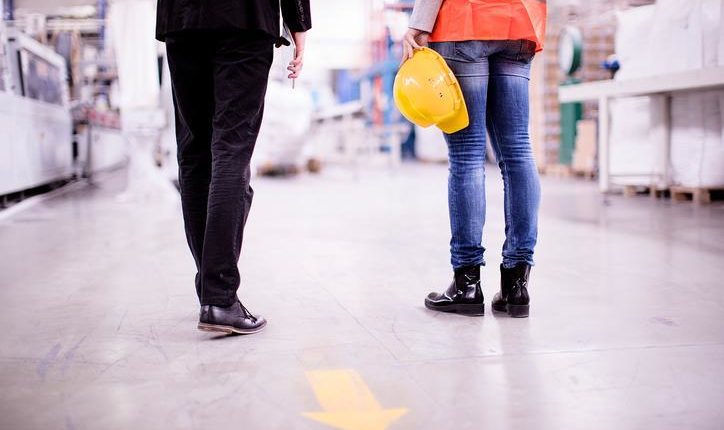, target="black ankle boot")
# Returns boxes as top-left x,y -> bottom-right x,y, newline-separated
424,265 -> 484,316
492,264 -> 531,318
